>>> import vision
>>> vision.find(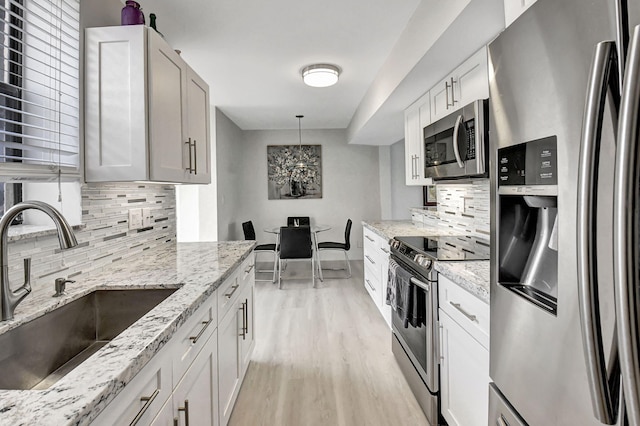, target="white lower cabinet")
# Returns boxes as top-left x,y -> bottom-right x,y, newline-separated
363,227 -> 391,328
438,275 -> 490,426
172,332 -> 218,426
217,300 -> 241,426
151,332 -> 219,426
92,255 -> 255,426
218,256 -> 255,426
